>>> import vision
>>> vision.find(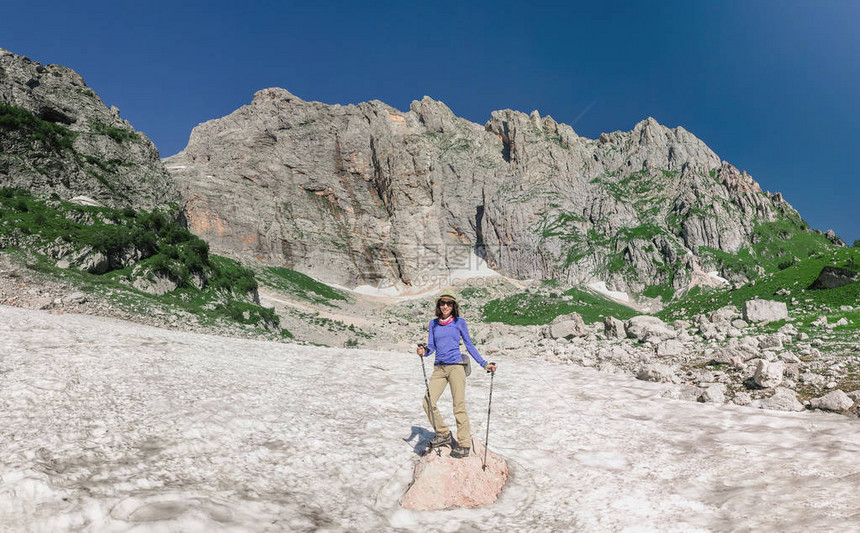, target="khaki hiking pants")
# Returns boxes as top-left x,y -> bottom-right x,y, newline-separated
422,364 -> 471,447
